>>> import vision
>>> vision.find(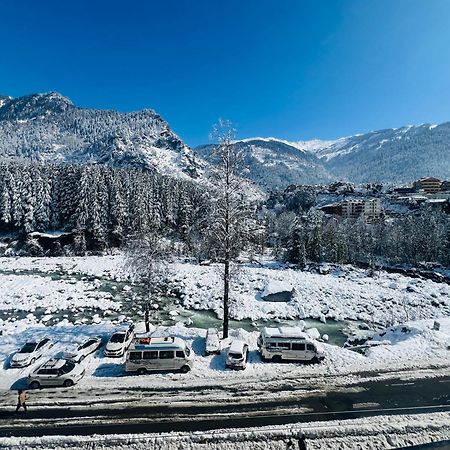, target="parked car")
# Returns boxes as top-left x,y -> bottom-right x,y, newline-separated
104,326 -> 134,357
205,328 -> 221,355
257,326 -> 325,363
28,358 -> 85,389
226,340 -> 248,370
63,336 -> 102,362
10,338 -> 53,368
125,336 -> 194,374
